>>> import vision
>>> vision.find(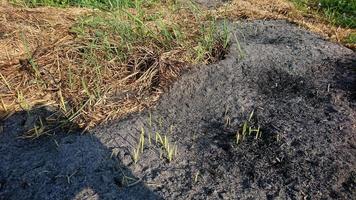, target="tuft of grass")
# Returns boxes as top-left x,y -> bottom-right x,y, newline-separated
132,113 -> 178,164
134,129 -> 178,163
236,110 -> 262,145
20,32 -> 41,80
16,90 -> 31,111
154,127 -> 177,162
161,135 -> 177,162
132,126 -> 145,164
291,0 -> 356,28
